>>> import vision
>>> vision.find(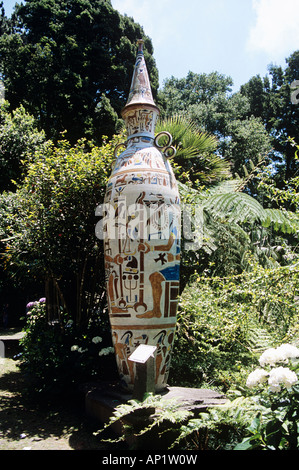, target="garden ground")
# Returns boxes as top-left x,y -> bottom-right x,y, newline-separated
0,329 -> 118,451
